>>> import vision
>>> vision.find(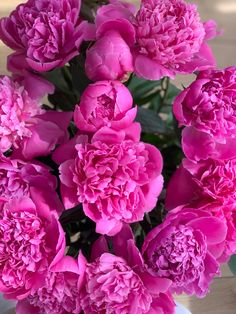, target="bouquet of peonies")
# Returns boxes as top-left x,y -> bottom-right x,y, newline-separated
0,0 -> 235,313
